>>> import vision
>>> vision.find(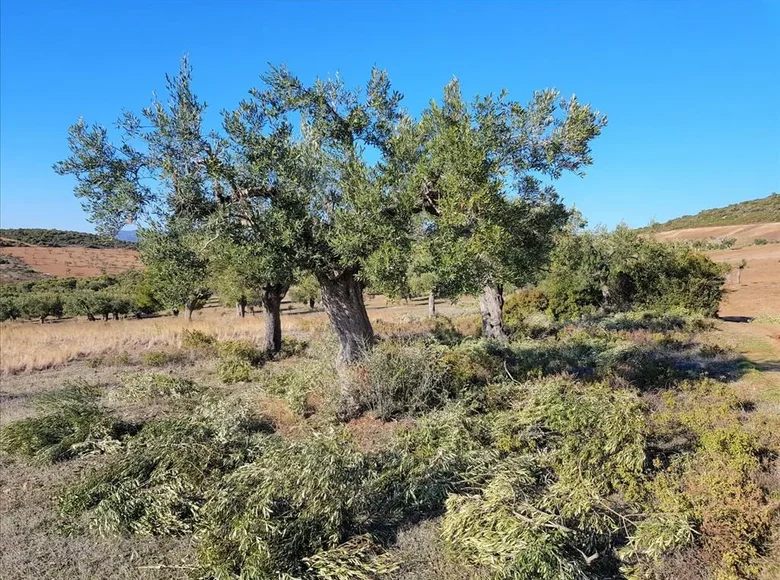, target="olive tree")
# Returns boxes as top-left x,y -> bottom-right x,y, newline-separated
255,67 -> 418,363
413,80 -> 606,339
